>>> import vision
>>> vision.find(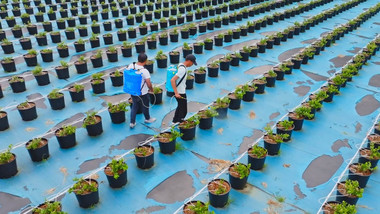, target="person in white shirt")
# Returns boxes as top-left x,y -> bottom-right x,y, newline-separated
128,53 -> 156,128
170,54 -> 197,123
